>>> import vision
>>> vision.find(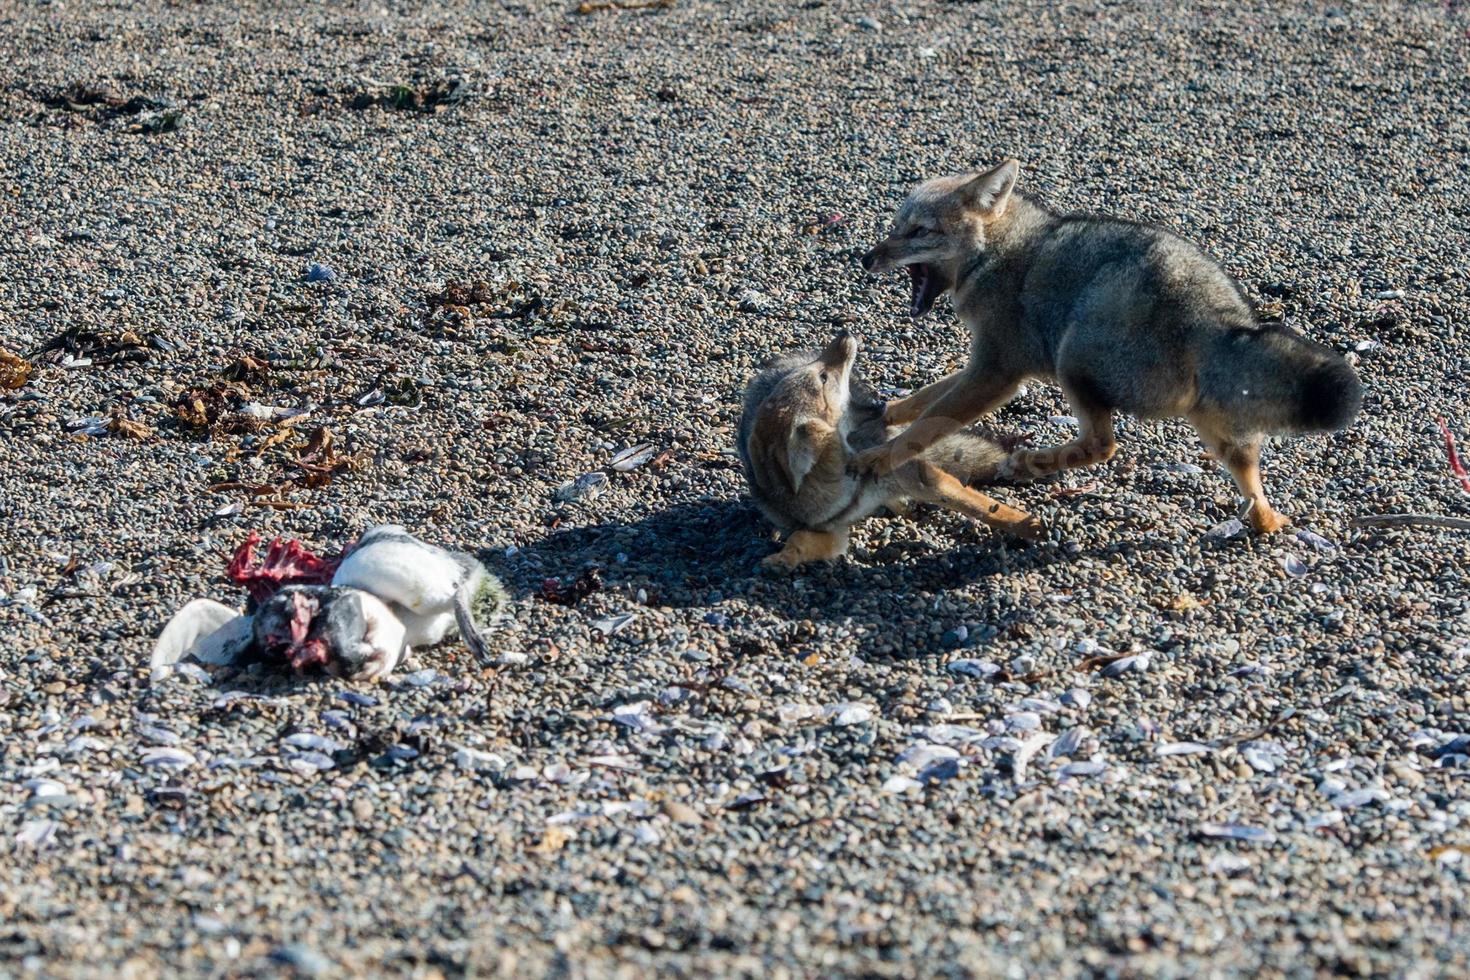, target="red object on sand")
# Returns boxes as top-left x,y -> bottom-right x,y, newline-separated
1438,416 -> 1470,495
226,531 -> 343,605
